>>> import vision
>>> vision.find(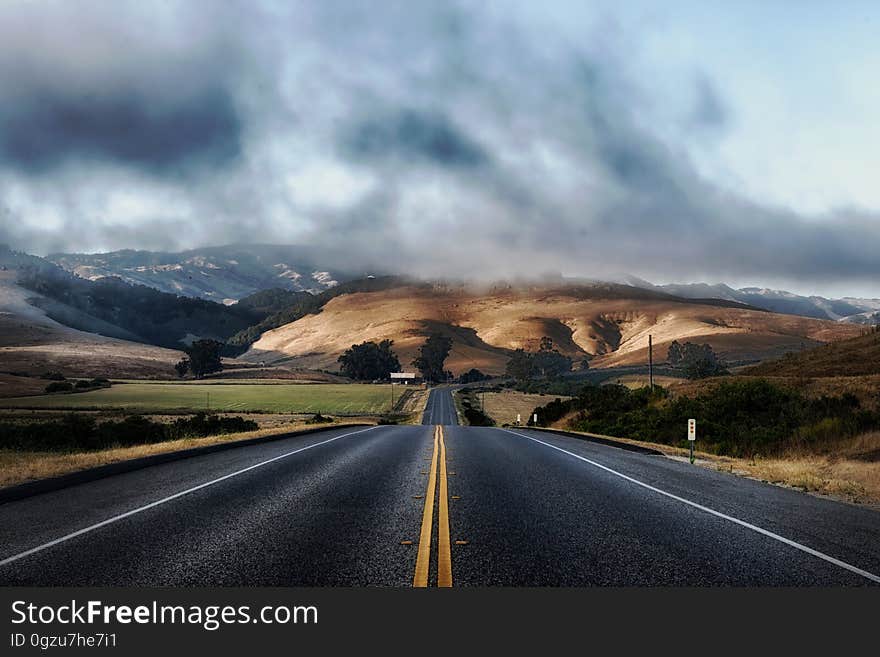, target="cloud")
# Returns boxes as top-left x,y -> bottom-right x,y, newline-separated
0,86 -> 242,176
342,109 -> 489,168
0,0 -> 878,296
